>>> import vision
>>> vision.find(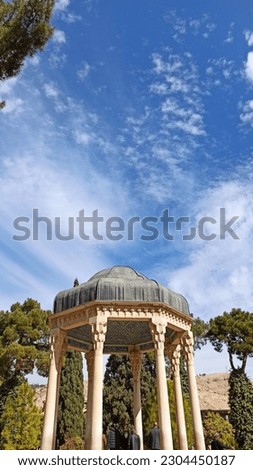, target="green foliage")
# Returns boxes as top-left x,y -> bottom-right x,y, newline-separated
179,358 -> 189,396
103,353 -> 157,443
142,384 -> 158,447
206,308 -> 253,372
59,436 -> 84,450
103,354 -> 194,449
0,381 -> 42,449
0,299 -> 50,382
202,412 -> 235,449
57,351 -> 85,448
229,369 -> 253,449
0,299 -> 50,441
103,355 -> 133,432
0,0 -> 54,108
0,0 -> 54,80
192,316 -> 209,350
167,380 -> 194,449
